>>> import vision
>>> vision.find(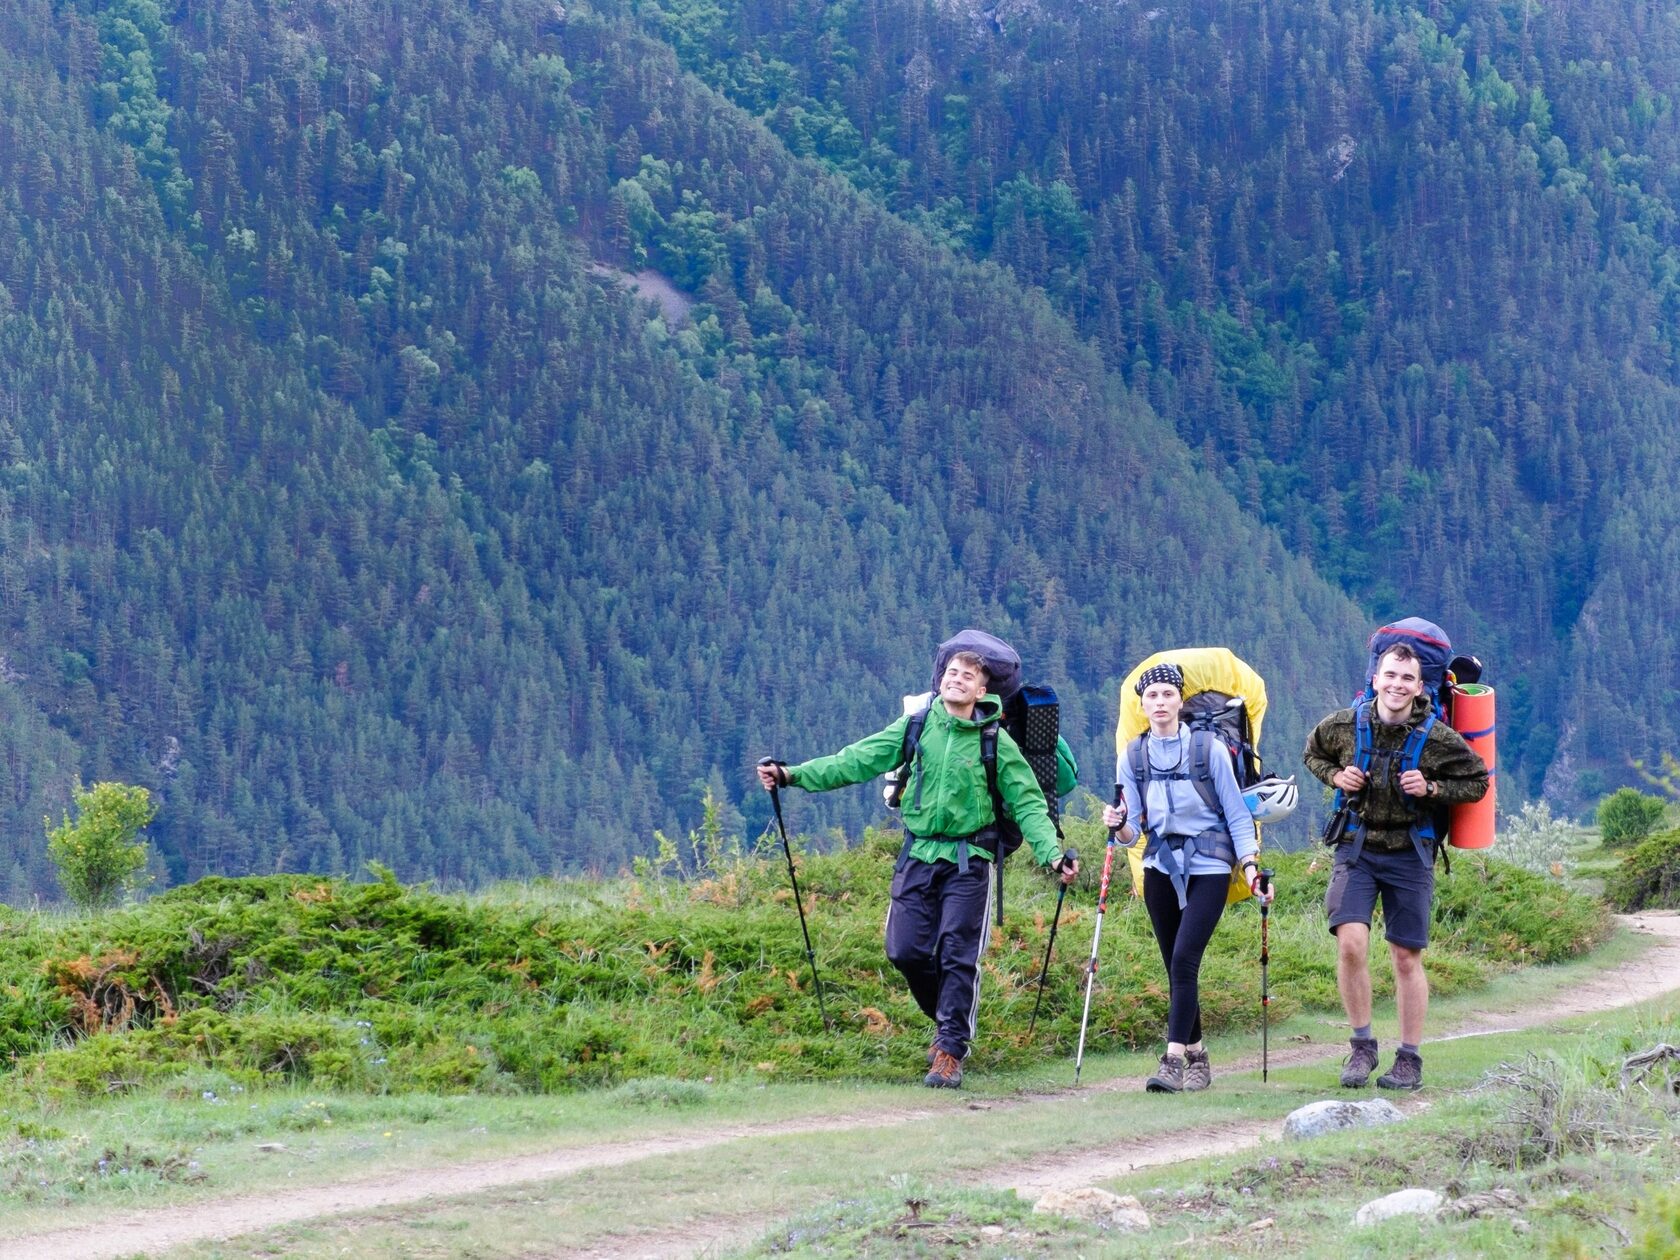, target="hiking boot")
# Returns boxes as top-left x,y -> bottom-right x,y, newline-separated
1376,1049 -> 1423,1091
1340,1037 -> 1380,1089
1145,1053 -> 1186,1093
1183,1048 -> 1212,1092
924,1050 -> 964,1089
